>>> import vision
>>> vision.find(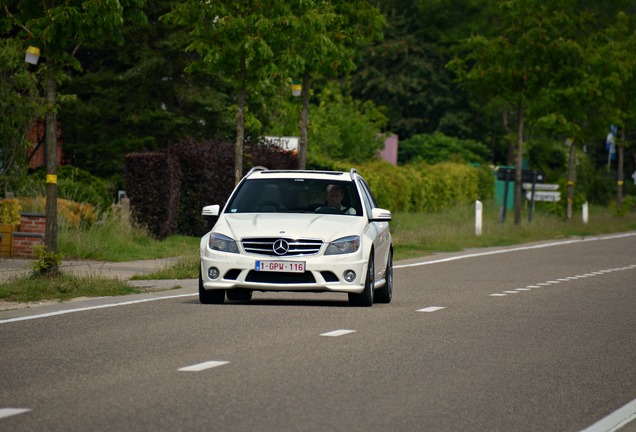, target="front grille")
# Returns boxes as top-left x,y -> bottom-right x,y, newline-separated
245,270 -> 316,284
242,237 -> 323,257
